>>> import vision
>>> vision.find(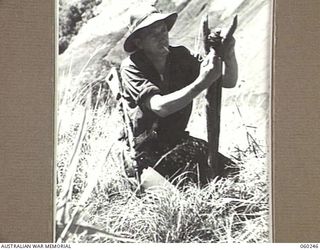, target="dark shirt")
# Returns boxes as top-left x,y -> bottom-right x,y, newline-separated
120,46 -> 200,156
